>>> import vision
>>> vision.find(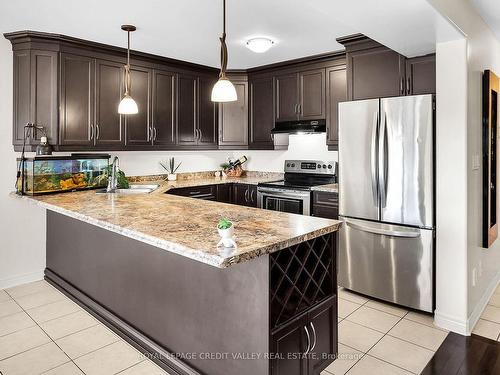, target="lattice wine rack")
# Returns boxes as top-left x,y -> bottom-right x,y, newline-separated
270,233 -> 336,329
